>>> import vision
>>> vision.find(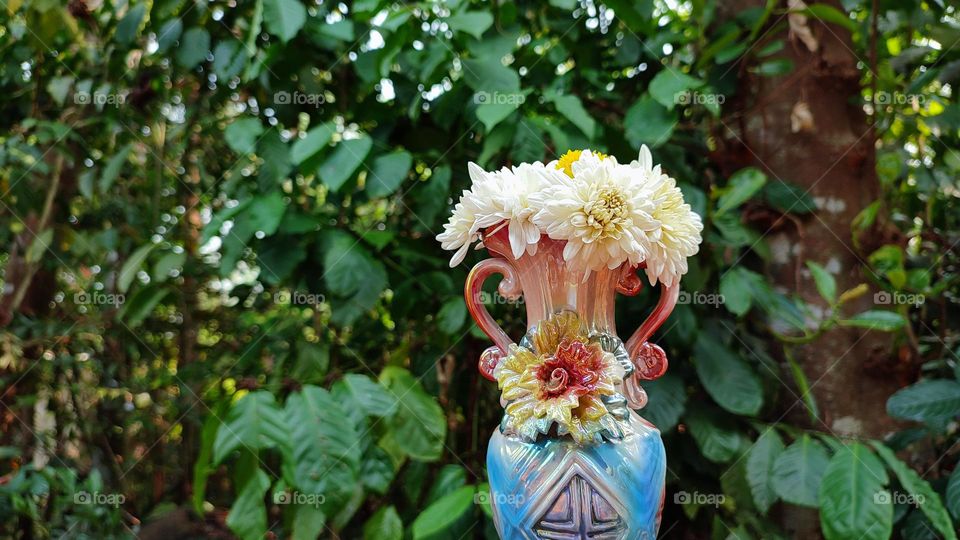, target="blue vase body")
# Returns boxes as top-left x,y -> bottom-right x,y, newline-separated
486,412 -> 665,540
